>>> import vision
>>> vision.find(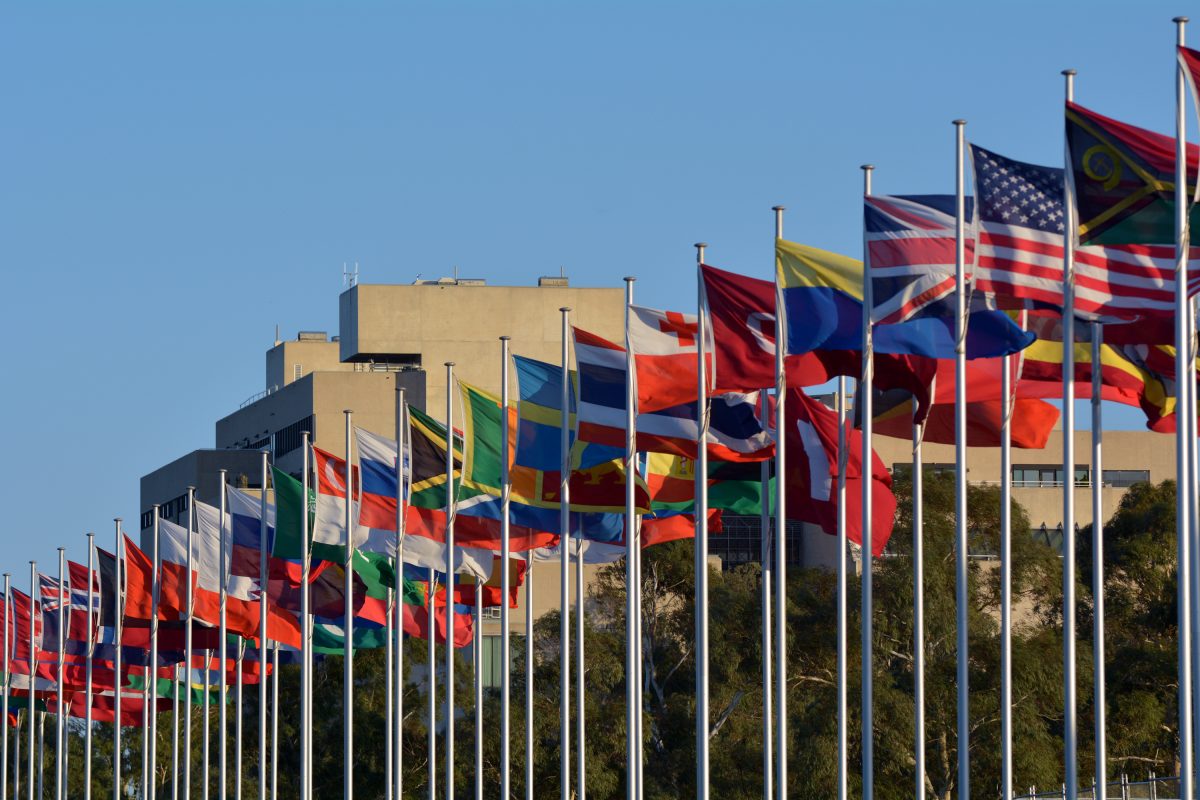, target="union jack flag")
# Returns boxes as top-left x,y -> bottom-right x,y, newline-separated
864,194 -> 971,326
970,143 -> 1200,320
